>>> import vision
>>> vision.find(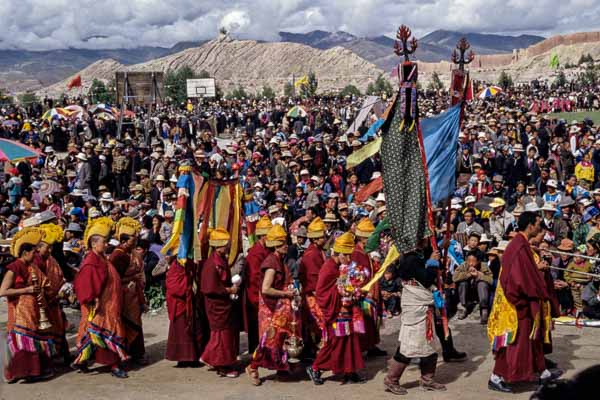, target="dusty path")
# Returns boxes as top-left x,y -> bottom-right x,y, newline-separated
1,300 -> 599,400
